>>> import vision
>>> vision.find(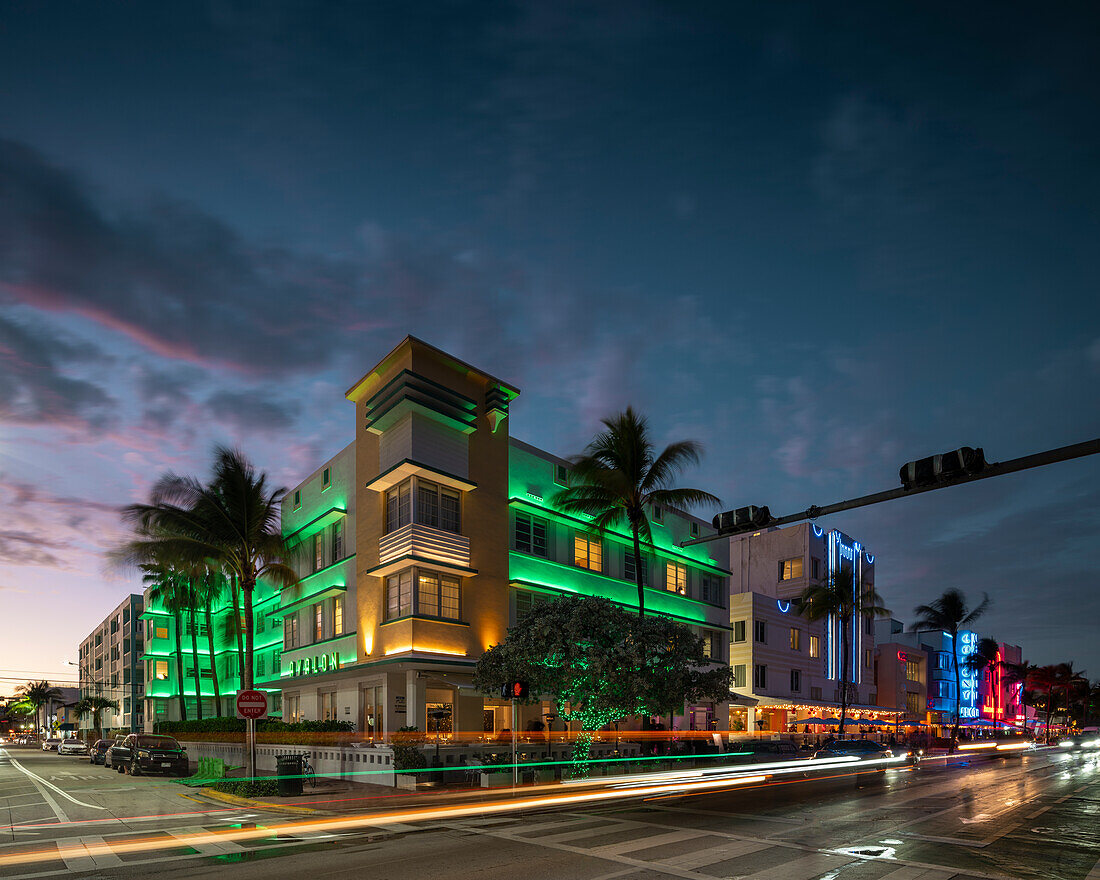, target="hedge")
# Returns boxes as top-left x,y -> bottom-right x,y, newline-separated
209,778 -> 280,798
